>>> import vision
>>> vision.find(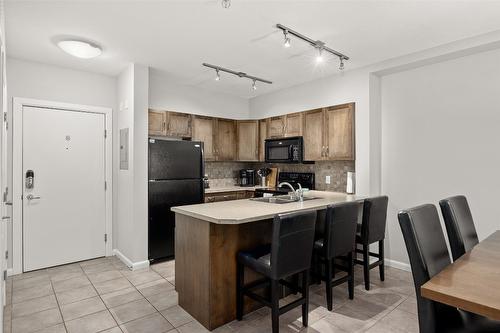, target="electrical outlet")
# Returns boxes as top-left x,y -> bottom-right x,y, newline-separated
325,175 -> 331,184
